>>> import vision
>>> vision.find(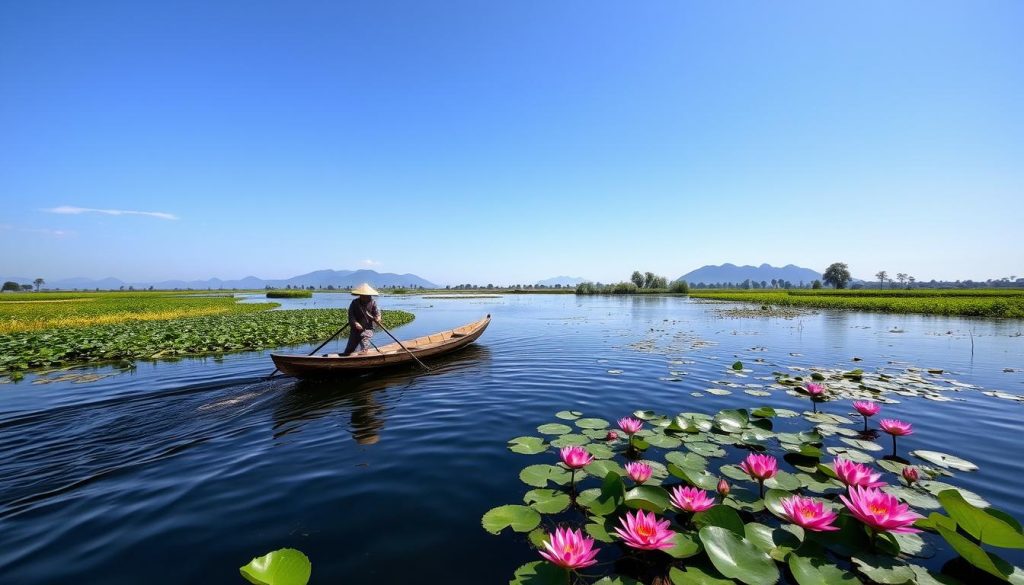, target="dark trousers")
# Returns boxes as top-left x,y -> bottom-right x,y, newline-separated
342,328 -> 375,355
